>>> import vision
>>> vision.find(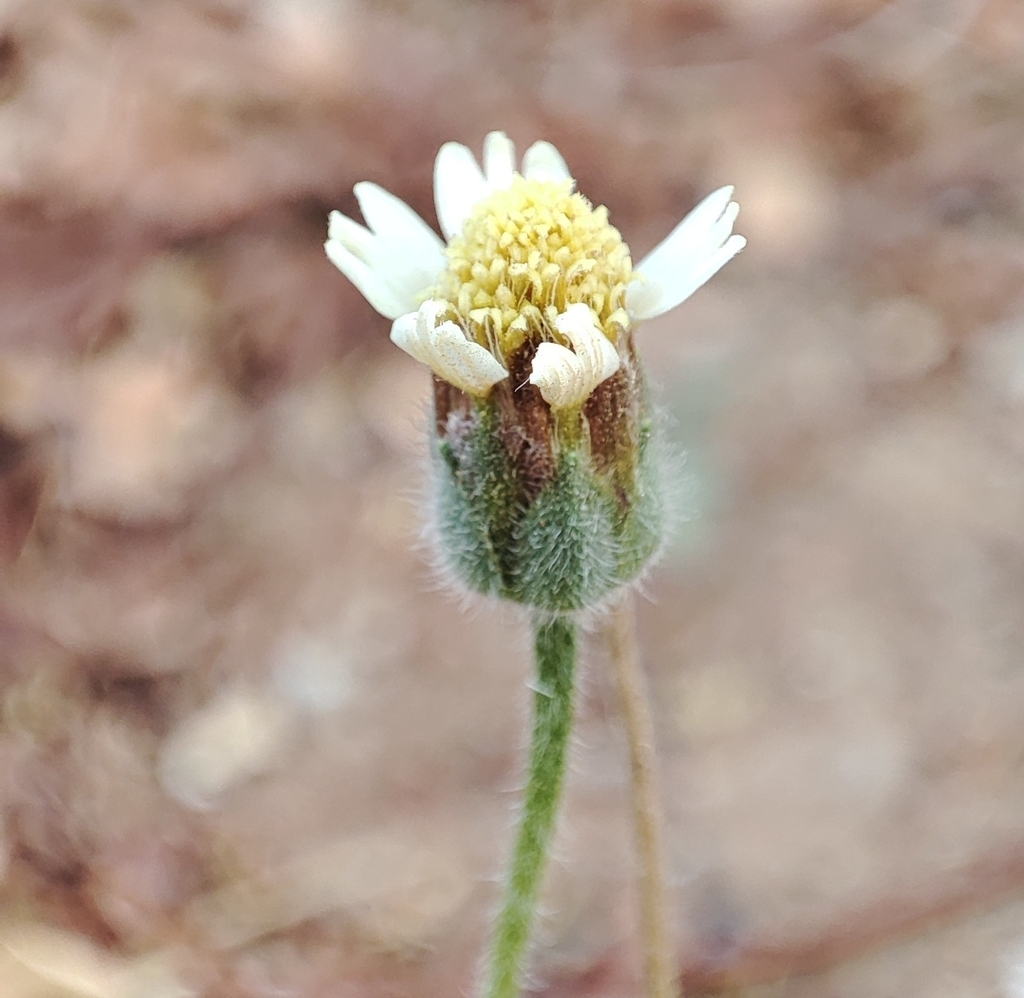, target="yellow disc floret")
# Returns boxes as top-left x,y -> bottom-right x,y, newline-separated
431,176 -> 632,360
